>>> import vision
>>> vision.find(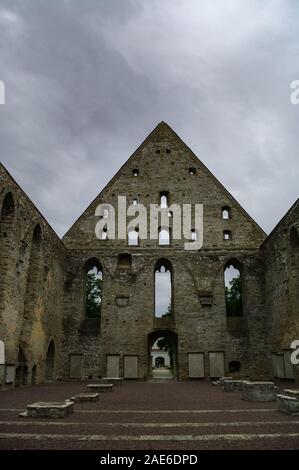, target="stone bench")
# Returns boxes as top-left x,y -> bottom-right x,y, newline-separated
87,383 -> 113,392
242,381 -> 278,402
101,377 -> 123,386
223,379 -> 245,392
277,394 -> 299,415
218,376 -> 233,384
70,393 -> 99,402
283,389 -> 299,399
20,401 -> 74,418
